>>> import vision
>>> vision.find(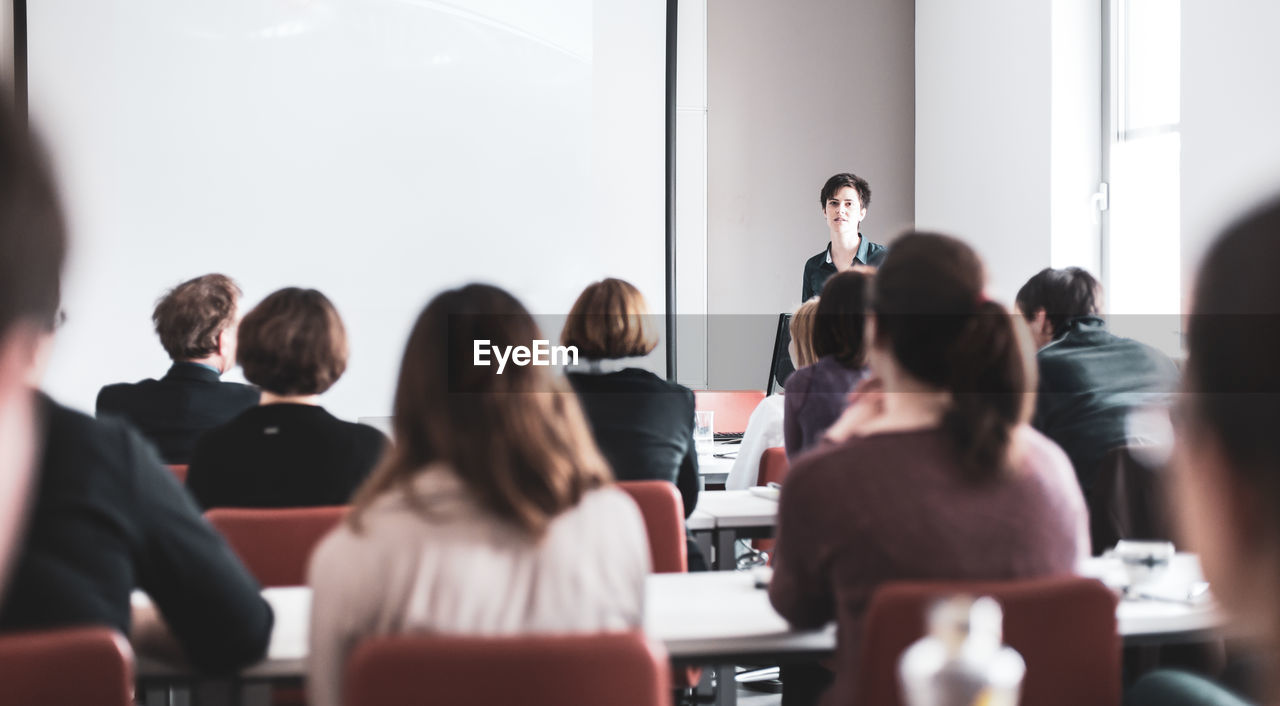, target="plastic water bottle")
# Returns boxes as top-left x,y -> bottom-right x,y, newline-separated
898,595 -> 1025,706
